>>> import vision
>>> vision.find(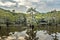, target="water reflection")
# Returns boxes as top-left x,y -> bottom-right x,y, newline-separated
0,22 -> 60,40
36,30 -> 53,40
1,30 -> 60,40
